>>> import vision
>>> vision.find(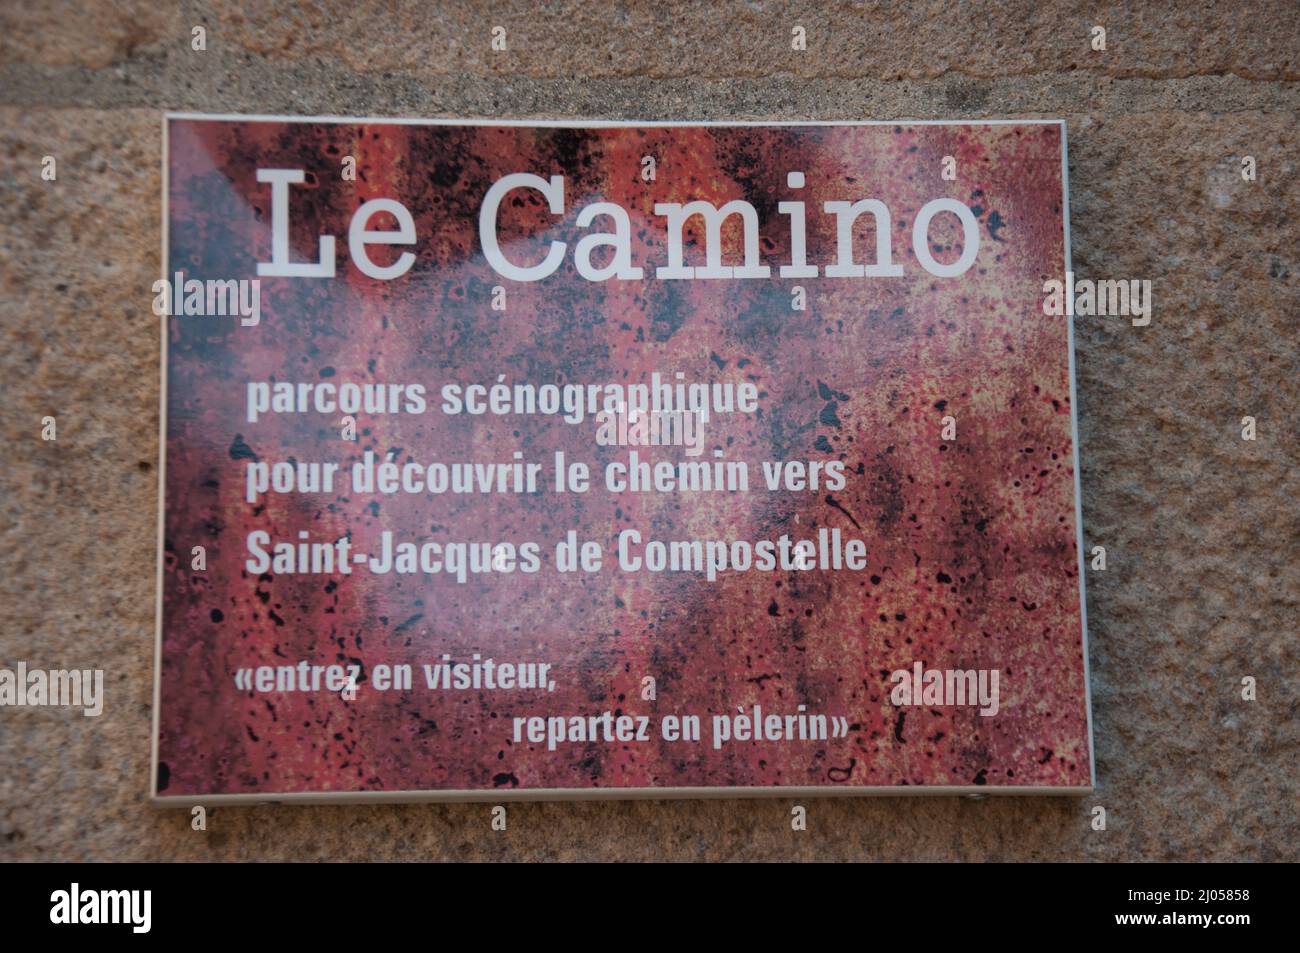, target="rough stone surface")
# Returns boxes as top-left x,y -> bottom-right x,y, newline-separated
0,1 -> 1296,862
